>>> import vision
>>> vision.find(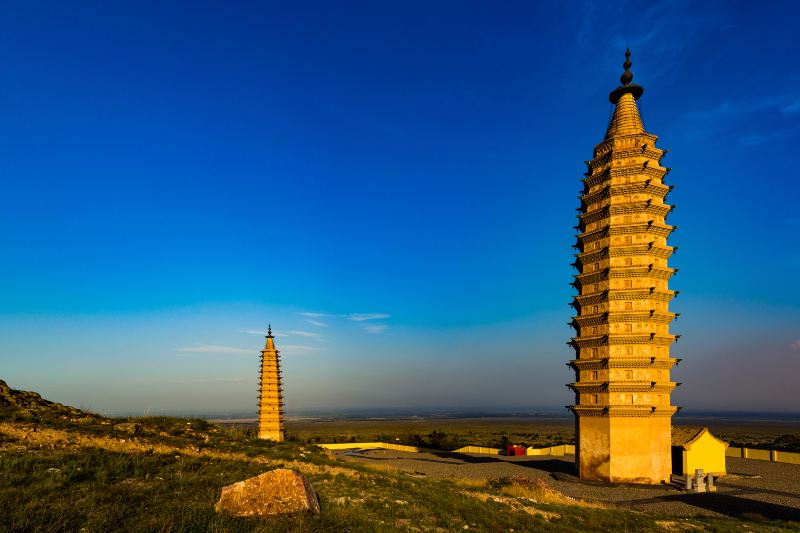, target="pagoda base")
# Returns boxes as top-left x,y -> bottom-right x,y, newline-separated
258,428 -> 285,442
575,413 -> 671,483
